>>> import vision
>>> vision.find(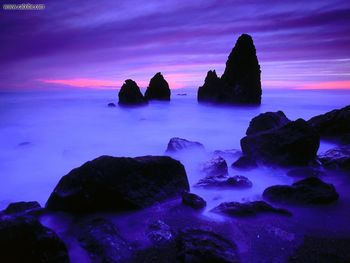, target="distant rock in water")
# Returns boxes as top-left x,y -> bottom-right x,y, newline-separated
165,137 -> 205,153
263,177 -> 339,205
198,34 -> 262,104
107,102 -> 116,107
46,155 -> 189,213
200,156 -> 228,178
2,201 -> 42,216
182,192 -> 206,209
145,72 -> 171,101
308,105 -> 350,142
241,119 -> 320,166
118,79 -> 147,105
246,111 -> 291,135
